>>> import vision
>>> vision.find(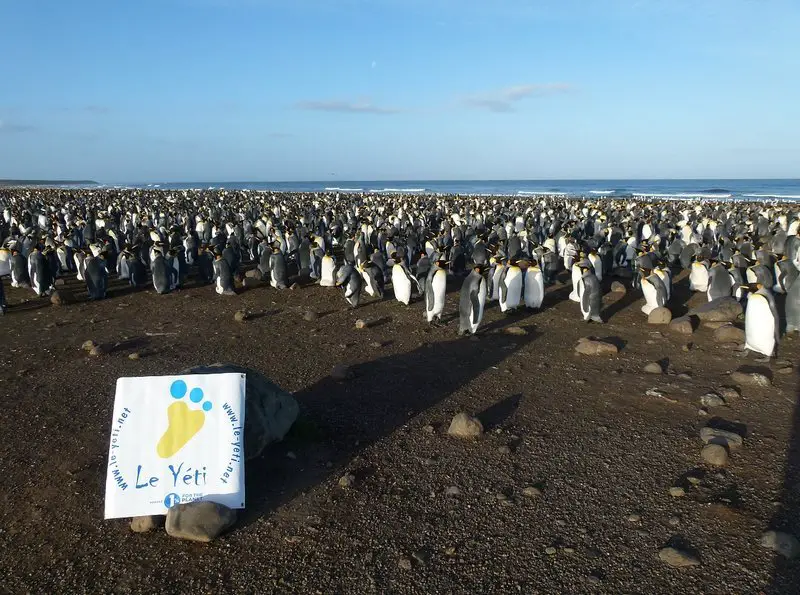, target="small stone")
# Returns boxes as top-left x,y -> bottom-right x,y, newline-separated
677,372 -> 692,380
669,316 -> 695,335
698,409 -> 708,416
234,310 -> 249,322
290,282 -> 300,290
165,501 -> 236,543
303,311 -> 318,322
730,369 -> 771,387
444,546 -> 457,556
700,393 -> 725,408
411,550 -> 430,566
286,451 -> 297,460
682,343 -> 693,352
54,278 -> 66,287
330,364 -> 354,381
89,345 -> 105,357
81,340 -> 97,351
669,486 -> 686,497
776,366 -> 794,375
701,444 -> 729,467
522,486 -> 542,498
761,531 -> 800,559
700,427 -> 744,450
447,412 -> 484,439
422,424 -> 435,434
398,557 -> 412,570
545,546 -> 557,555
504,326 -> 527,336
354,319 -> 368,329
497,445 -> 512,455
713,324 -> 746,344
130,515 -> 164,533
611,281 -> 626,294
668,516 -> 680,526
128,352 -> 141,361
687,476 -> 702,485
659,546 -> 700,568
50,290 -> 72,306
575,338 -> 619,356
445,486 -> 461,497
628,514 -> 641,522
338,474 -> 355,488
369,341 -> 383,348
644,362 -> 663,374
648,307 -> 672,325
